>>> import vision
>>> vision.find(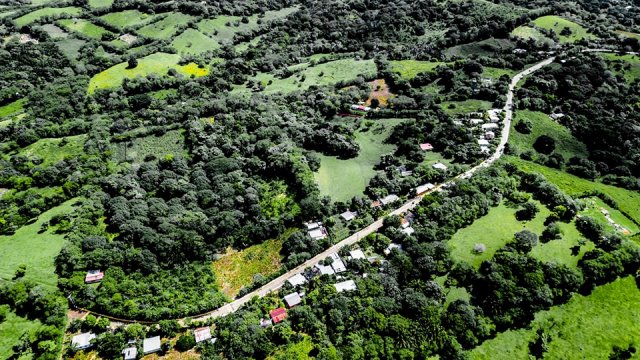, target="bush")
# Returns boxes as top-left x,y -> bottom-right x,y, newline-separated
175,333 -> 196,351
